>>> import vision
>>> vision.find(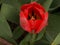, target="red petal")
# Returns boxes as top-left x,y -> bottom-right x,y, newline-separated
23,9 -> 28,18
33,7 -> 44,19
20,11 -> 31,33
28,20 -> 35,30
27,6 -> 33,14
34,20 -> 42,30
31,2 -> 45,12
35,12 -> 48,33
